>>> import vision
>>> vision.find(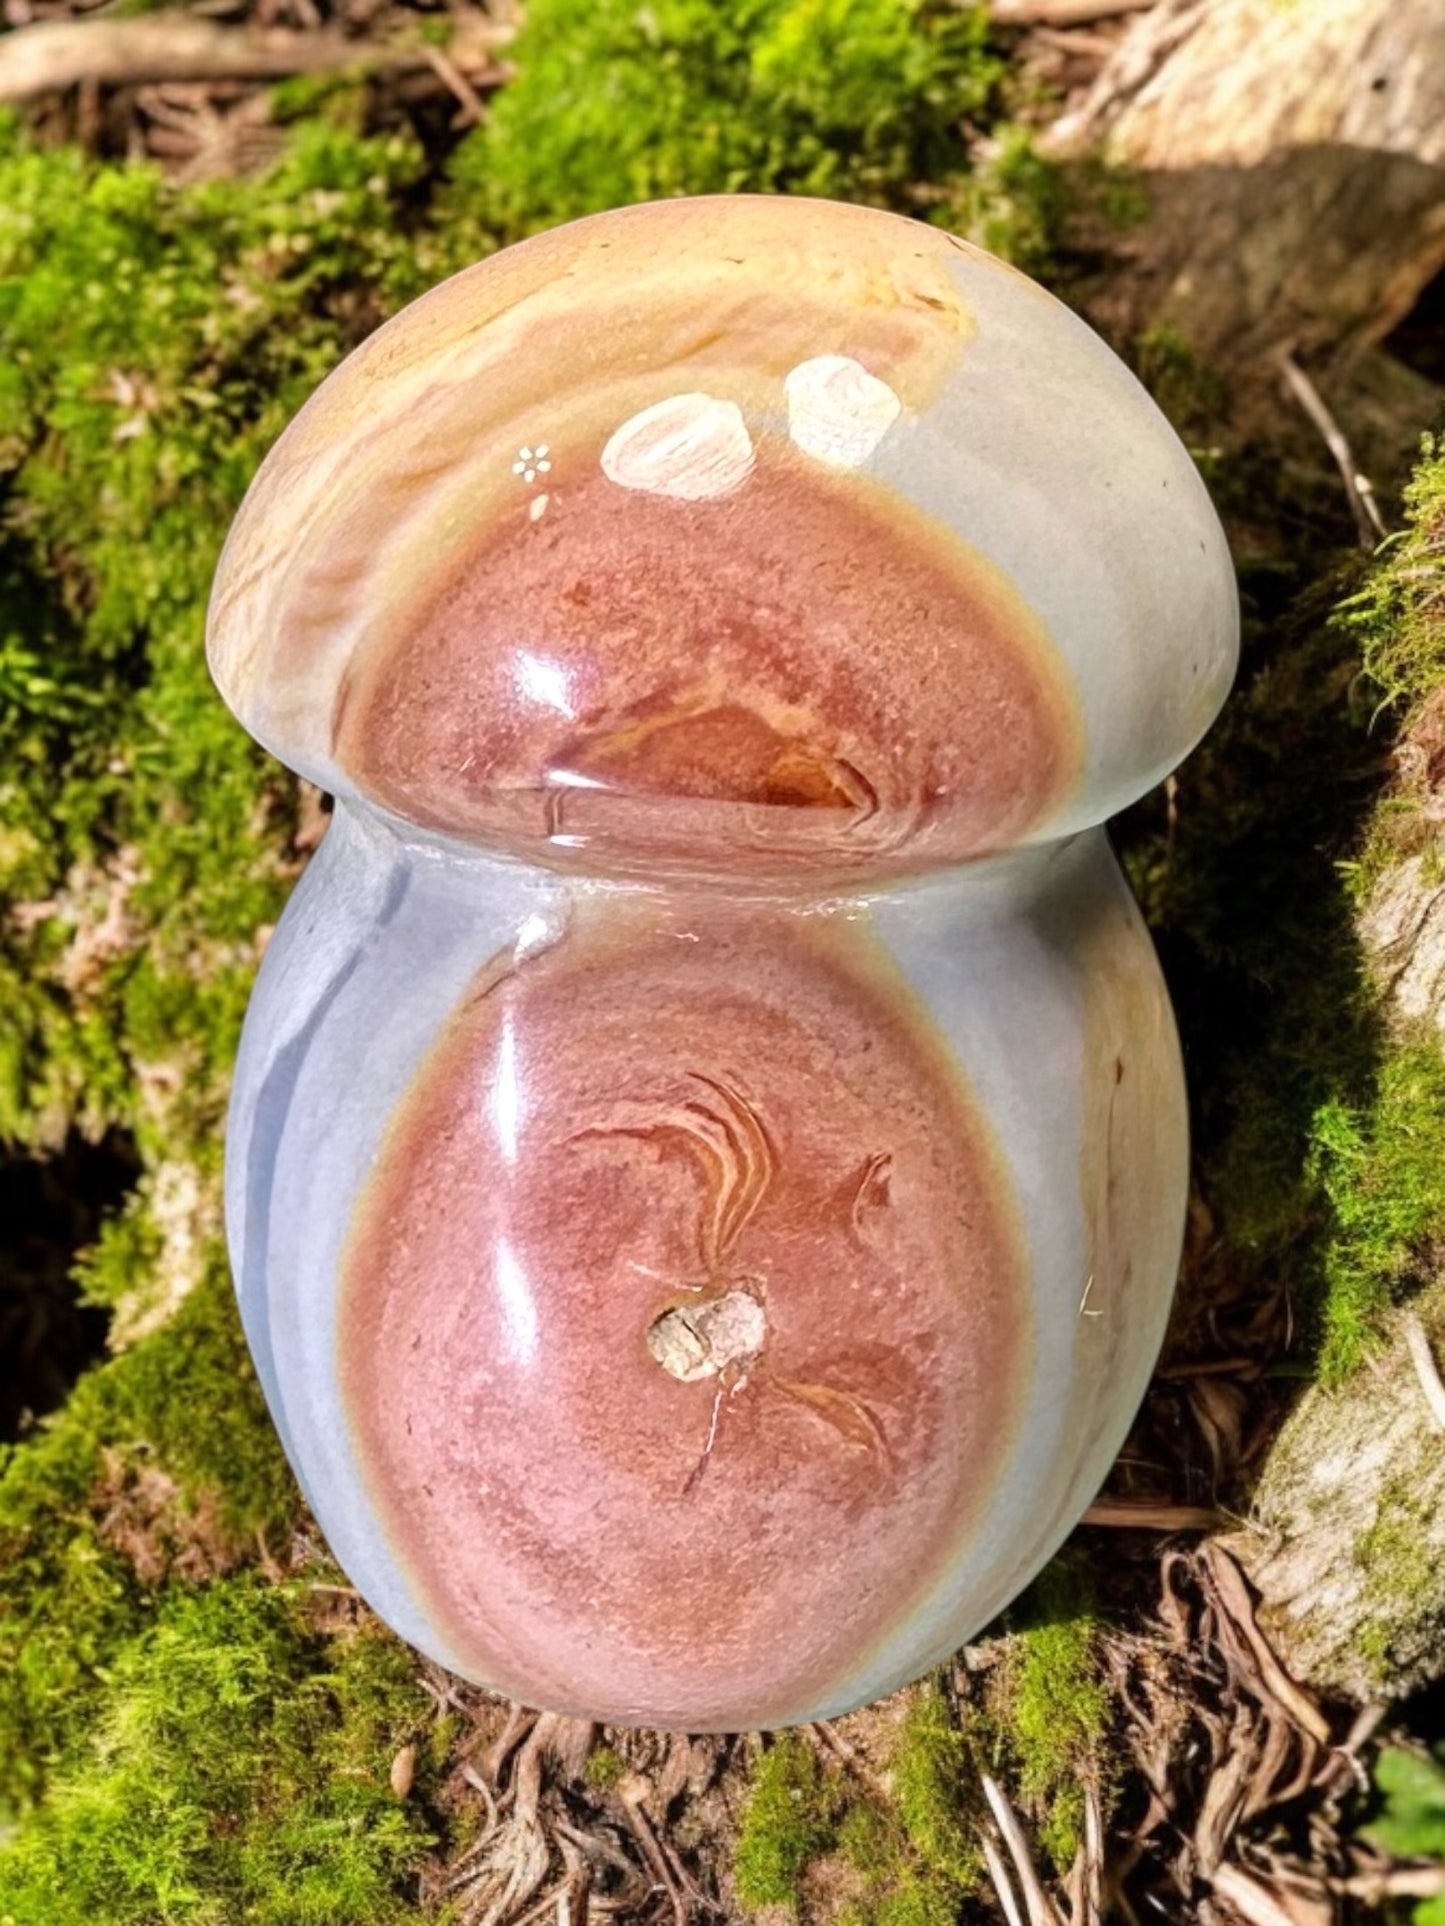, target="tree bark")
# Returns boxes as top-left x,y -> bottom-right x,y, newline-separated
1230,530 -> 1445,1701
1051,0 -> 1445,370
1228,1284 -> 1445,1704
